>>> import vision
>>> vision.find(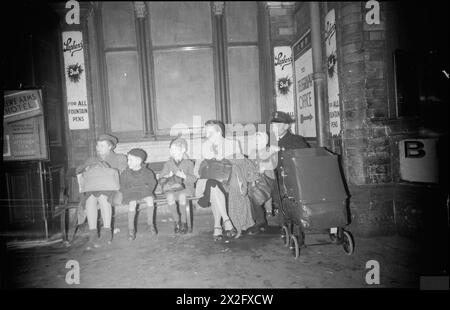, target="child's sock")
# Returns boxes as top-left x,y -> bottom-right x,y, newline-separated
146,206 -> 154,226
179,203 -> 187,223
169,203 -> 179,223
128,211 -> 136,231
